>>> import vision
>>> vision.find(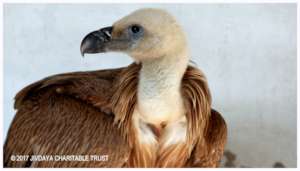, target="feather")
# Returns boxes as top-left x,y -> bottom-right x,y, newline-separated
4,63 -> 226,168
